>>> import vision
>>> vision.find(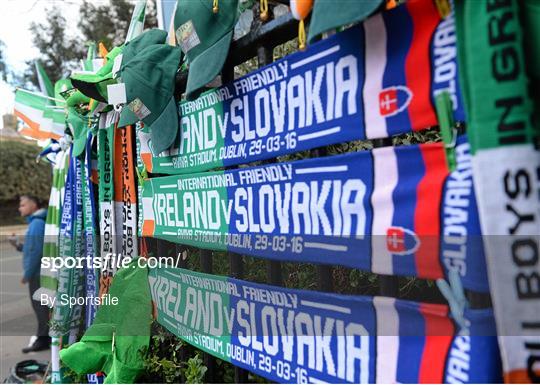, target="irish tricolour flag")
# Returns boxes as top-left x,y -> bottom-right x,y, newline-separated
14,88 -> 65,140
